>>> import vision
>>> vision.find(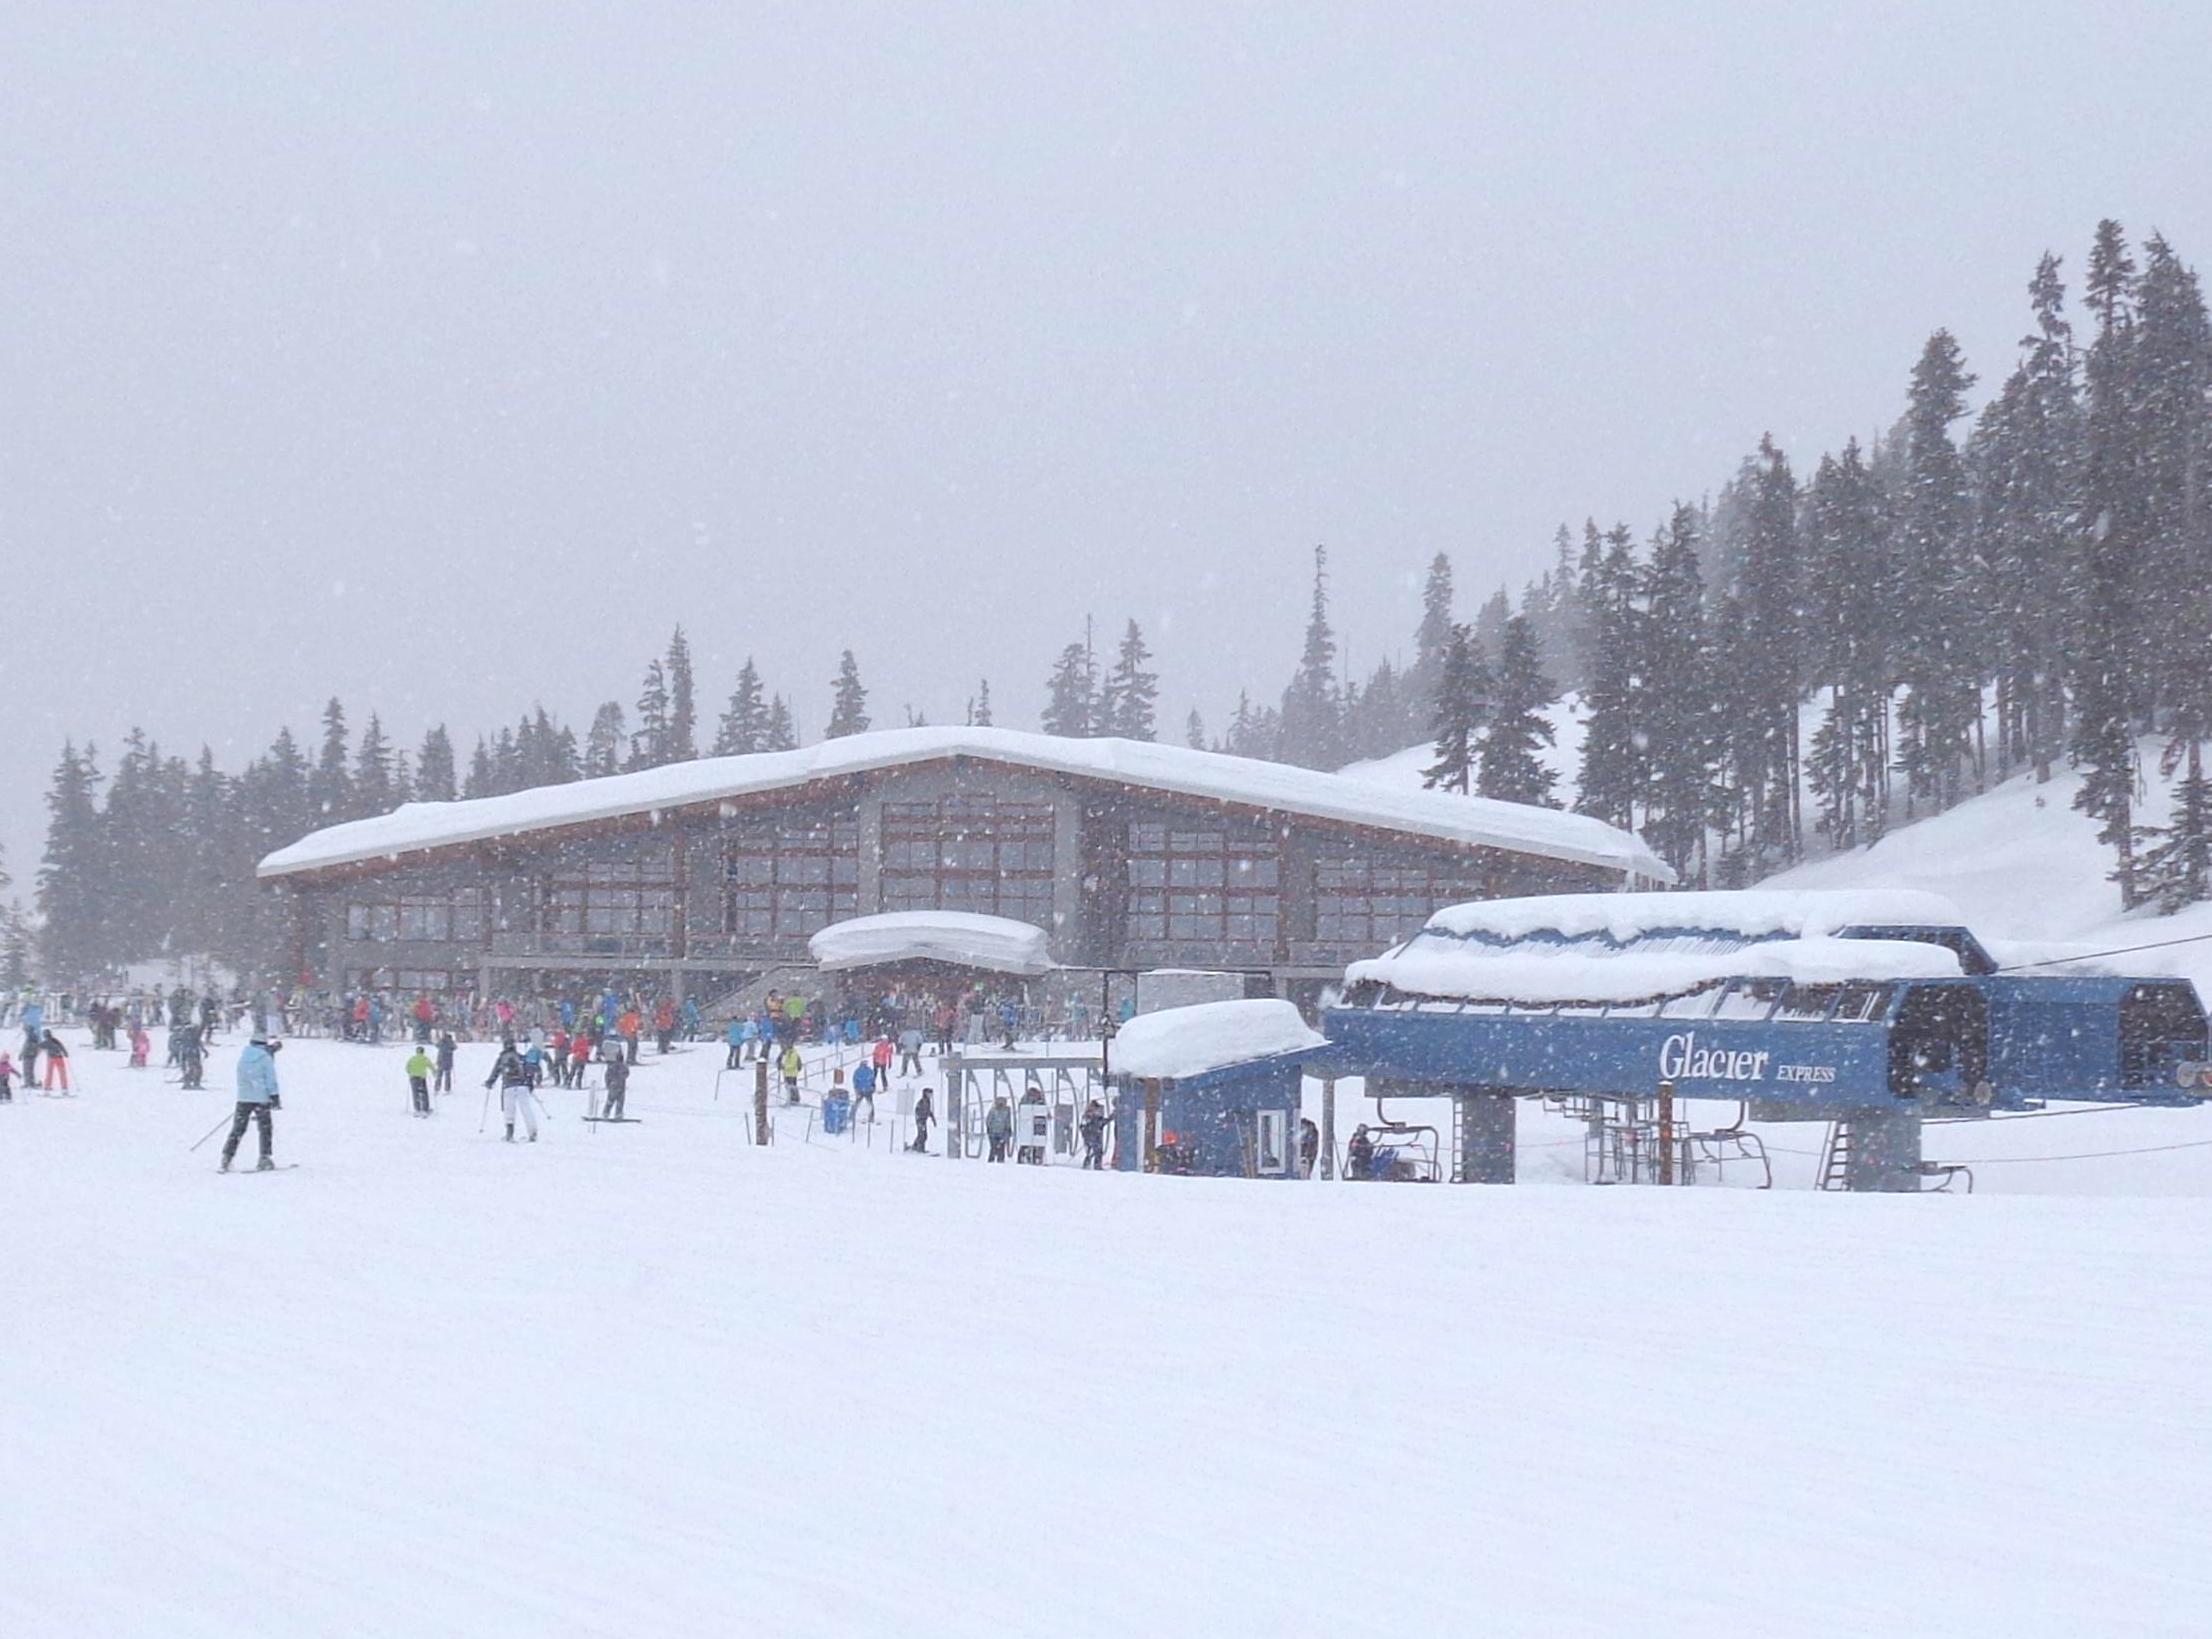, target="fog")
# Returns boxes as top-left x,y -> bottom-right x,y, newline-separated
5,3 -> 2209,877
